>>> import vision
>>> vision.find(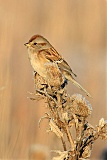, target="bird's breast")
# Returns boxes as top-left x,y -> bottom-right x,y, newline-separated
28,51 -> 47,78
